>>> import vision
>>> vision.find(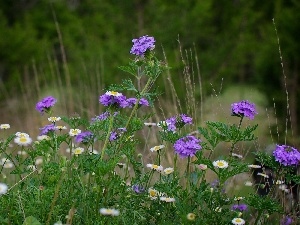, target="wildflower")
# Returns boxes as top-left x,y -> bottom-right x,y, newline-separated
72,147 -> 84,155
148,188 -> 159,200
281,216 -> 293,225
39,124 -> 57,135
37,135 -> 50,141
232,217 -> 245,225
196,164 -> 208,170
144,122 -> 157,127
75,131 -> 94,144
160,197 -> 175,202
146,164 -> 163,172
17,150 -> 27,155
35,96 -> 57,114
173,135 -> 201,158
275,180 -> 284,185
69,129 -> 81,136
232,153 -> 243,159
130,35 -> 155,57
234,197 -> 245,201
91,111 -> 111,122
231,204 -> 248,212
48,116 -> 61,122
0,124 -> 10,129
244,181 -> 253,186
248,164 -> 261,168
99,208 -> 120,216
214,207 -> 222,212
273,144 -> 300,166
163,114 -> 193,132
99,91 -> 128,108
163,167 -> 174,175
231,100 -> 257,120
1,158 -> 14,169
0,183 -> 8,195
14,135 -> 32,146
187,213 -> 196,221
56,126 -> 67,131
213,160 -> 229,169
150,145 -> 165,152
127,97 -> 149,107
279,184 -> 289,193
257,172 -> 269,179
132,184 -> 145,194
110,128 -> 126,141
35,158 -> 43,165
210,179 -> 220,188
15,132 -> 29,138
